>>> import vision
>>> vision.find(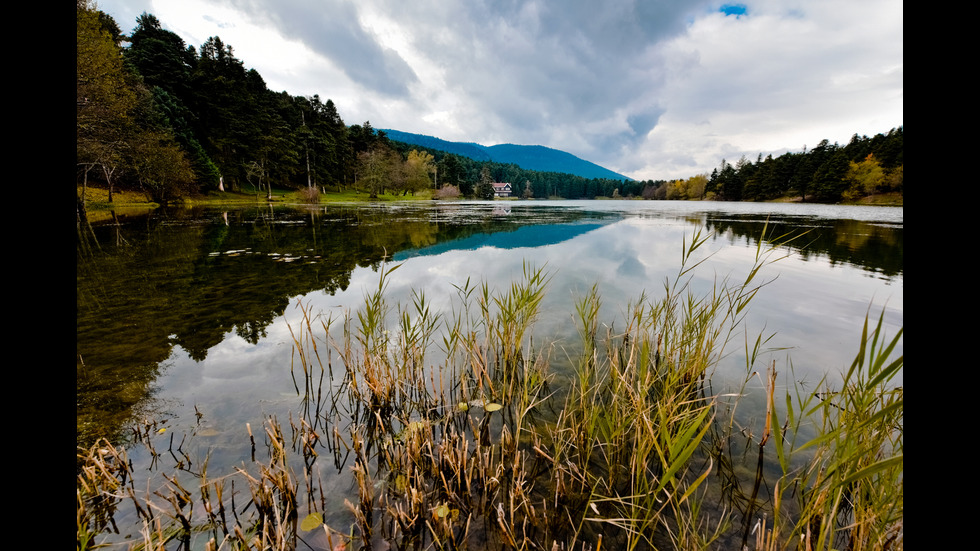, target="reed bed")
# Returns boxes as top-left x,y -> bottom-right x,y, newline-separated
76,227 -> 902,551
